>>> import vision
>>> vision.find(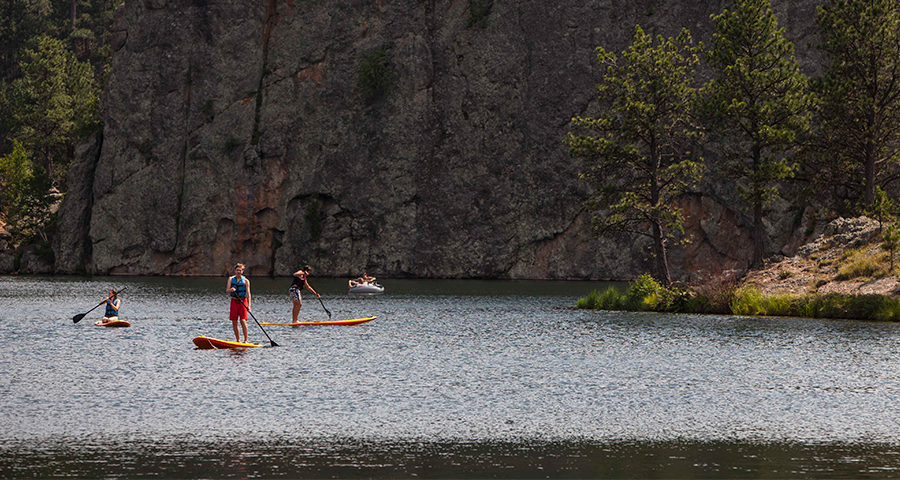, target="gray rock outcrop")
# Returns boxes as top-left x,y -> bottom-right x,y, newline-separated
54,0 -> 823,279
